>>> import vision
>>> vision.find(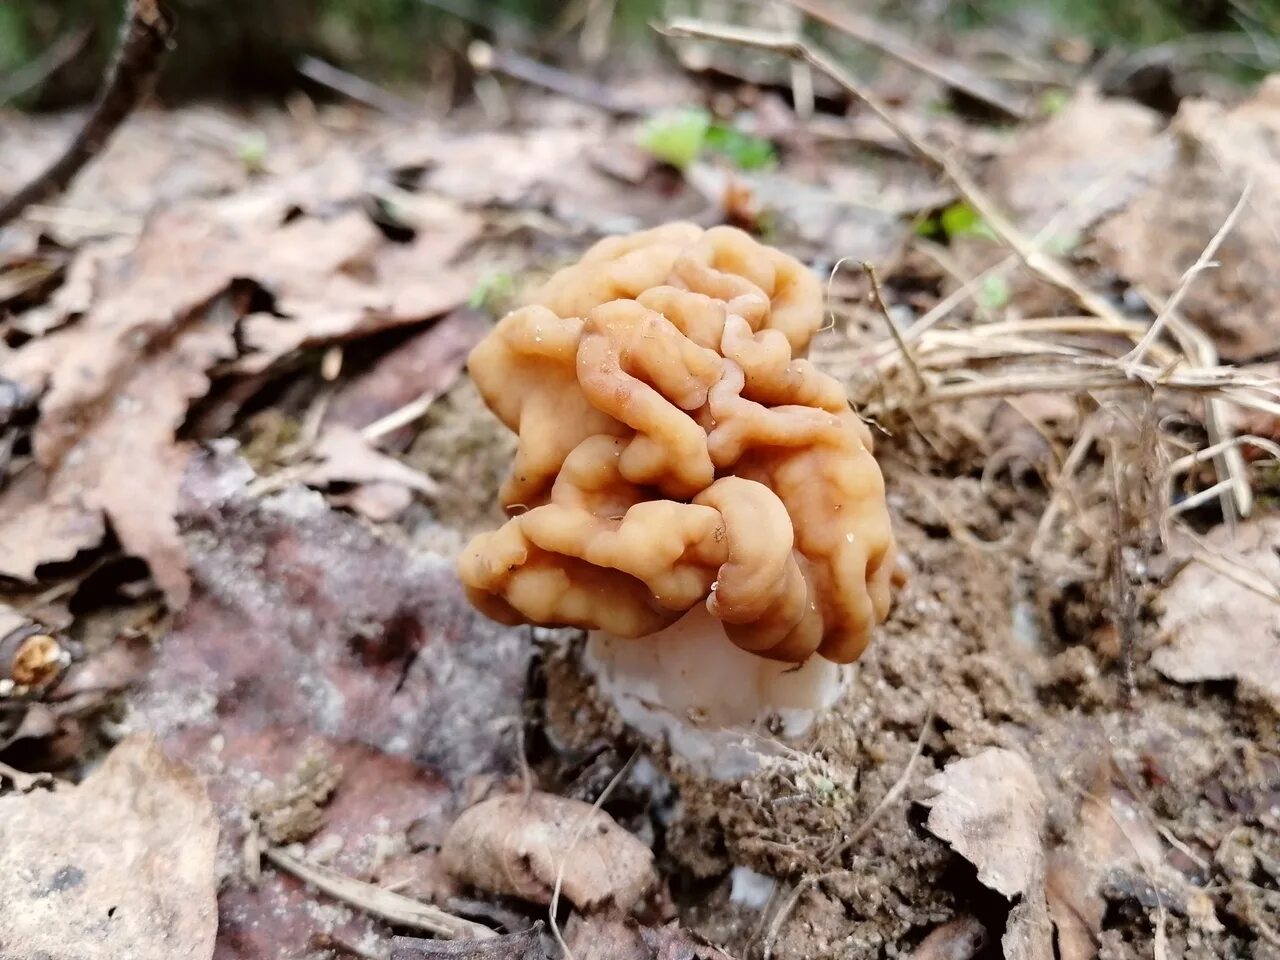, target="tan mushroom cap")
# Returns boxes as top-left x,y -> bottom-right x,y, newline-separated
459,224 -> 896,664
